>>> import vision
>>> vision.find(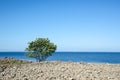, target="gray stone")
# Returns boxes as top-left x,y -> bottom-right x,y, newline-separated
24,78 -> 28,80
0,67 -> 4,72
